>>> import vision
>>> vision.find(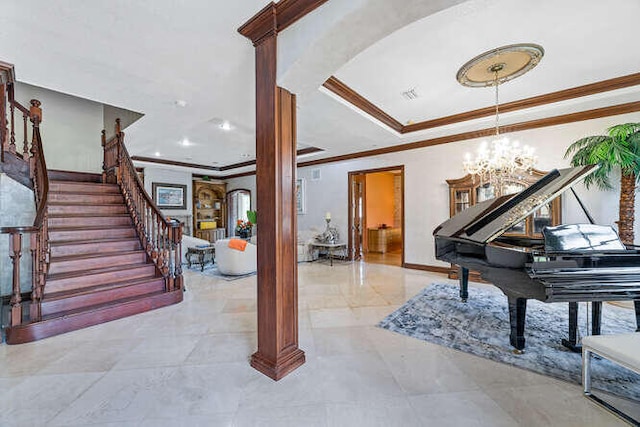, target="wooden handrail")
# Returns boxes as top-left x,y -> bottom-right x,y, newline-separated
103,119 -> 183,292
1,70 -> 50,327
